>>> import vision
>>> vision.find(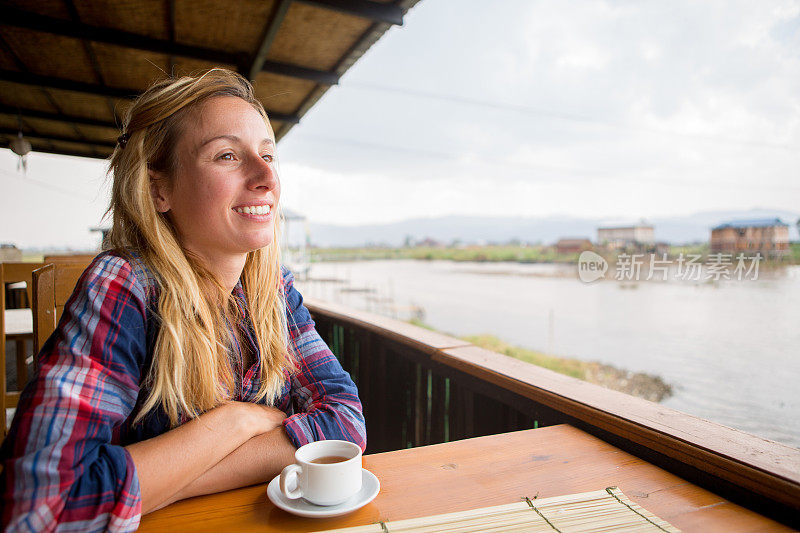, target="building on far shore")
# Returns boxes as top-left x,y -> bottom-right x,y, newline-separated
555,238 -> 593,255
416,237 -> 443,247
710,218 -> 790,257
597,223 -> 655,250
